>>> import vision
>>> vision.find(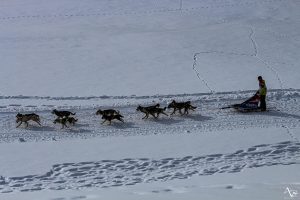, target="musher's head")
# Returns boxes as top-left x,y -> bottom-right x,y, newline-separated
258,76 -> 262,81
